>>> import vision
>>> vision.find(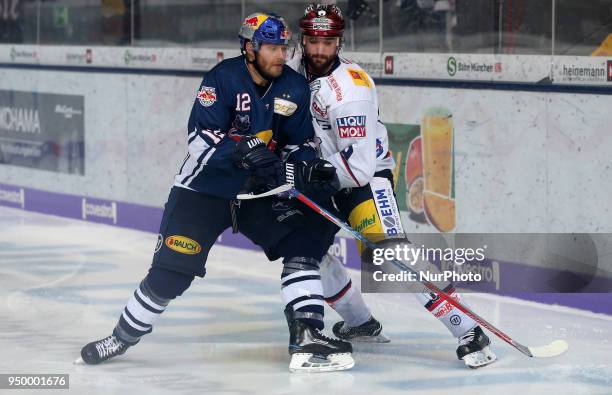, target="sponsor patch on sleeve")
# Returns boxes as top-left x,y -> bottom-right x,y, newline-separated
197,86 -> 217,107
347,68 -> 372,88
337,115 -> 367,138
